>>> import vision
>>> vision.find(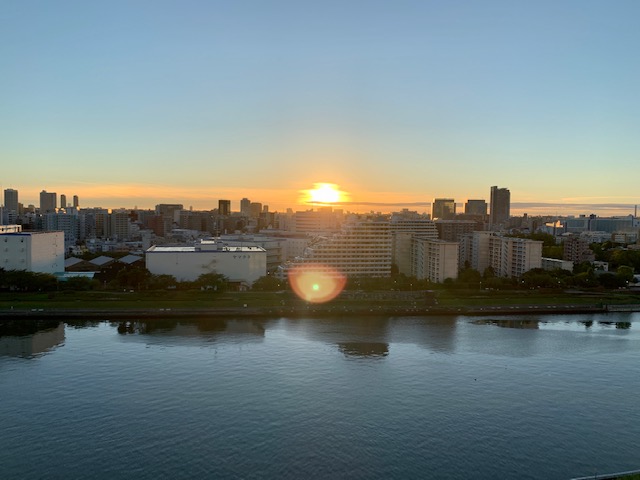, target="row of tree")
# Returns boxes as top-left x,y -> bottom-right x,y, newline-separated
0,267 -> 230,293
0,262 -> 637,294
